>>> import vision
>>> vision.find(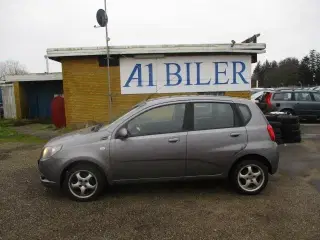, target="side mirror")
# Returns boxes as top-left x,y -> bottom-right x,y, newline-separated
117,128 -> 128,139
